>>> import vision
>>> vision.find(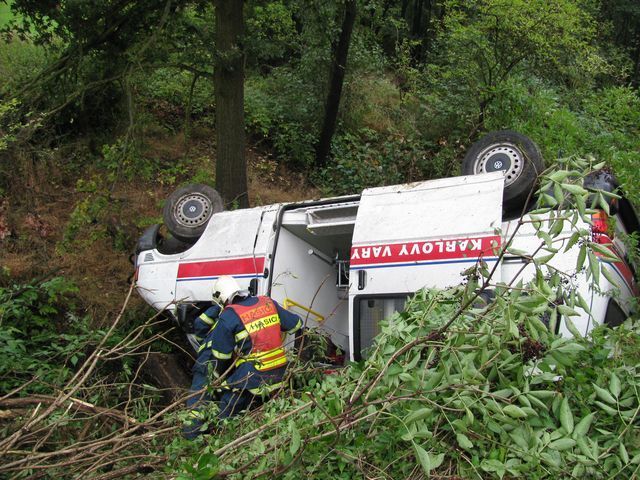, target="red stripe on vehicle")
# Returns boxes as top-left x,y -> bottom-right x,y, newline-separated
350,235 -> 501,266
177,257 -> 266,279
